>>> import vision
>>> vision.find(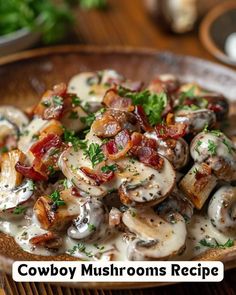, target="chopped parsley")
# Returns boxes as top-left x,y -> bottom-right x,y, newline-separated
223,139 -> 233,154
71,96 -> 81,106
178,86 -> 196,105
84,143 -> 105,168
118,87 -> 167,126
63,128 -> 88,152
101,164 -> 117,173
199,238 -> 234,249
52,95 -> 63,106
13,206 -> 27,215
204,125 -> 222,137
49,191 -> 65,207
207,140 -> 217,155
0,146 -> 8,153
88,223 -> 96,232
48,165 -> 56,177
32,134 -> 39,141
80,113 -> 96,127
67,243 -> 93,258
69,111 -> 79,120
195,140 -> 202,155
